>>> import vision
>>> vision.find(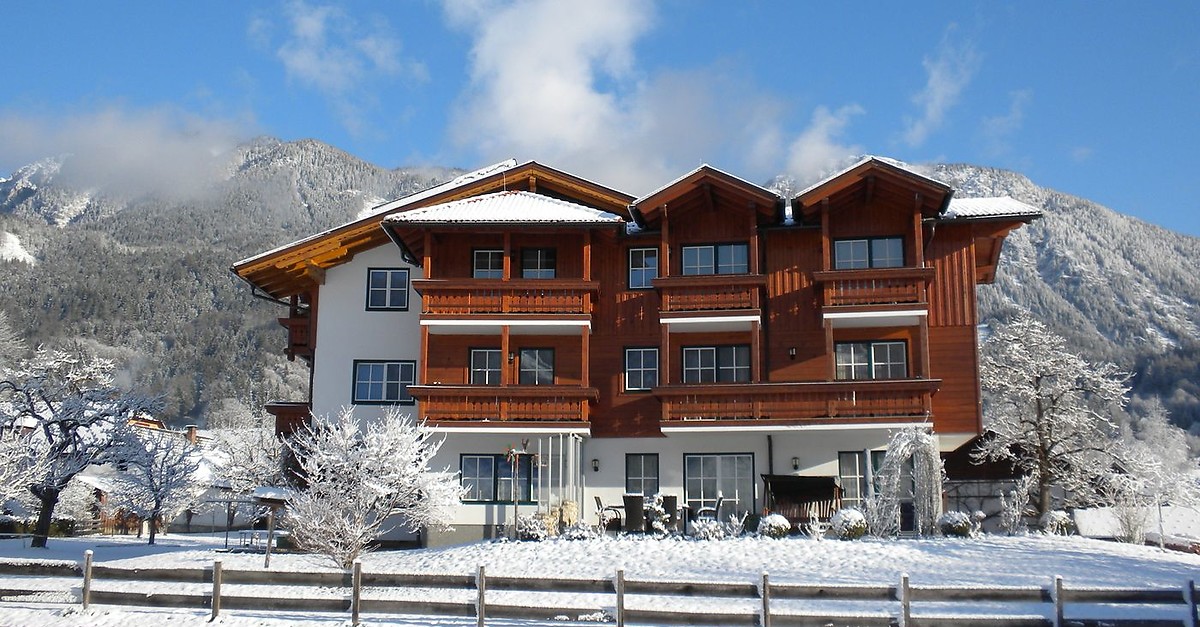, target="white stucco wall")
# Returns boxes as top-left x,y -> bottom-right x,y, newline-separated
311,244 -> 424,421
